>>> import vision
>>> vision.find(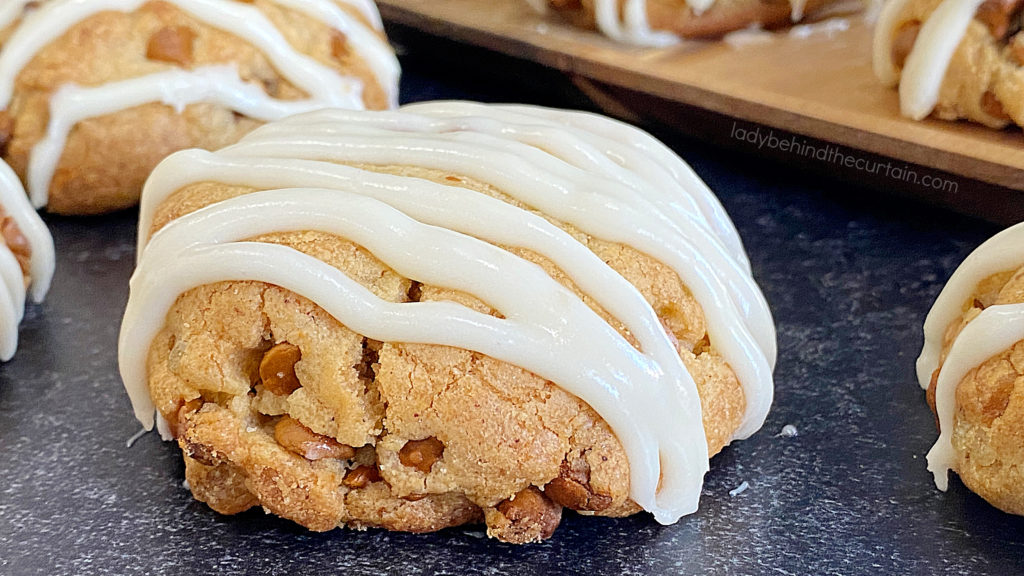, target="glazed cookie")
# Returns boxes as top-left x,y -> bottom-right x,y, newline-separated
119,102 -> 777,542
874,0 -> 1024,129
0,0 -> 399,215
527,0 -> 839,45
918,222 -> 1024,516
0,159 -> 53,361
